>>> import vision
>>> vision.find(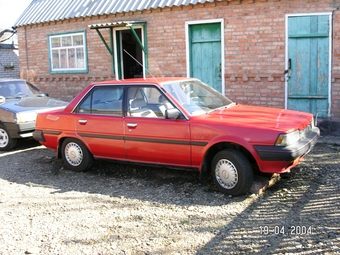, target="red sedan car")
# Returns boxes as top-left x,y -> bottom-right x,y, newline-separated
33,78 -> 319,196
